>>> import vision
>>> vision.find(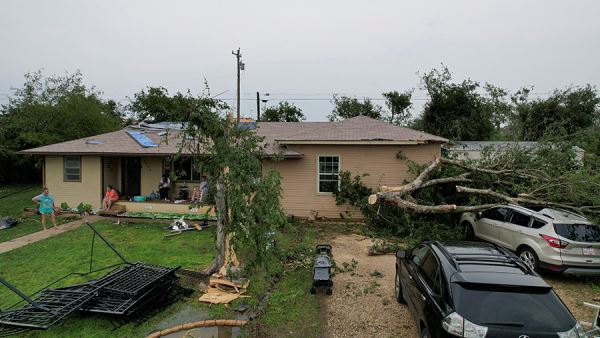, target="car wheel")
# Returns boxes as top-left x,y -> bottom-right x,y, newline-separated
395,269 -> 406,304
420,328 -> 430,338
518,247 -> 539,271
464,222 -> 475,241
